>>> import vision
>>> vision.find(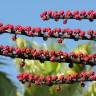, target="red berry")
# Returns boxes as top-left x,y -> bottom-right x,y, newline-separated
51,75 -> 57,81
74,15 -> 80,20
50,50 -> 56,56
63,52 -> 68,59
50,56 -> 55,62
3,50 -> 8,55
59,10 -> 64,15
58,74 -> 64,81
63,19 -> 67,24
43,11 -> 47,15
73,10 -> 79,16
17,74 -> 23,81
15,25 -> 23,32
34,75 -> 38,81
28,75 -> 33,82
0,22 -> 3,27
25,48 -> 31,54
52,11 -> 59,19
42,16 -> 48,20
89,76 -> 95,80
79,31 -> 85,37
39,76 -> 45,81
83,56 -> 90,62
69,52 -> 75,57
47,10 -> 52,16
66,10 -> 72,17
24,26 -> 31,31
35,80 -> 40,85
80,10 -> 86,16
57,38 -> 62,43
45,76 -> 51,82
11,35 -> 17,41
87,29 -> 94,35
40,13 -> 44,18
22,73 -> 28,79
